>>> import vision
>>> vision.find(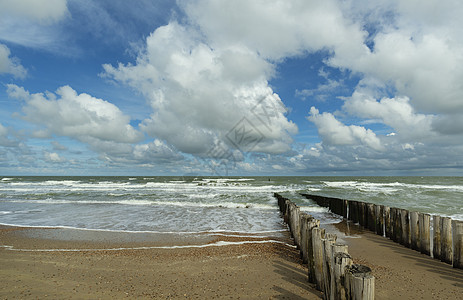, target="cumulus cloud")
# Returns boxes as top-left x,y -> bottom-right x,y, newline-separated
343,89 -> 435,141
6,84 -> 143,144
307,107 -> 383,151
103,21 -> 297,155
329,0 -> 463,115
180,0 -> 367,60
0,44 -> 26,78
